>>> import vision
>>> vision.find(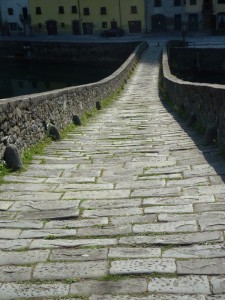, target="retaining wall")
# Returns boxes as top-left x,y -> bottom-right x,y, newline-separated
162,48 -> 225,148
0,41 -> 148,156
